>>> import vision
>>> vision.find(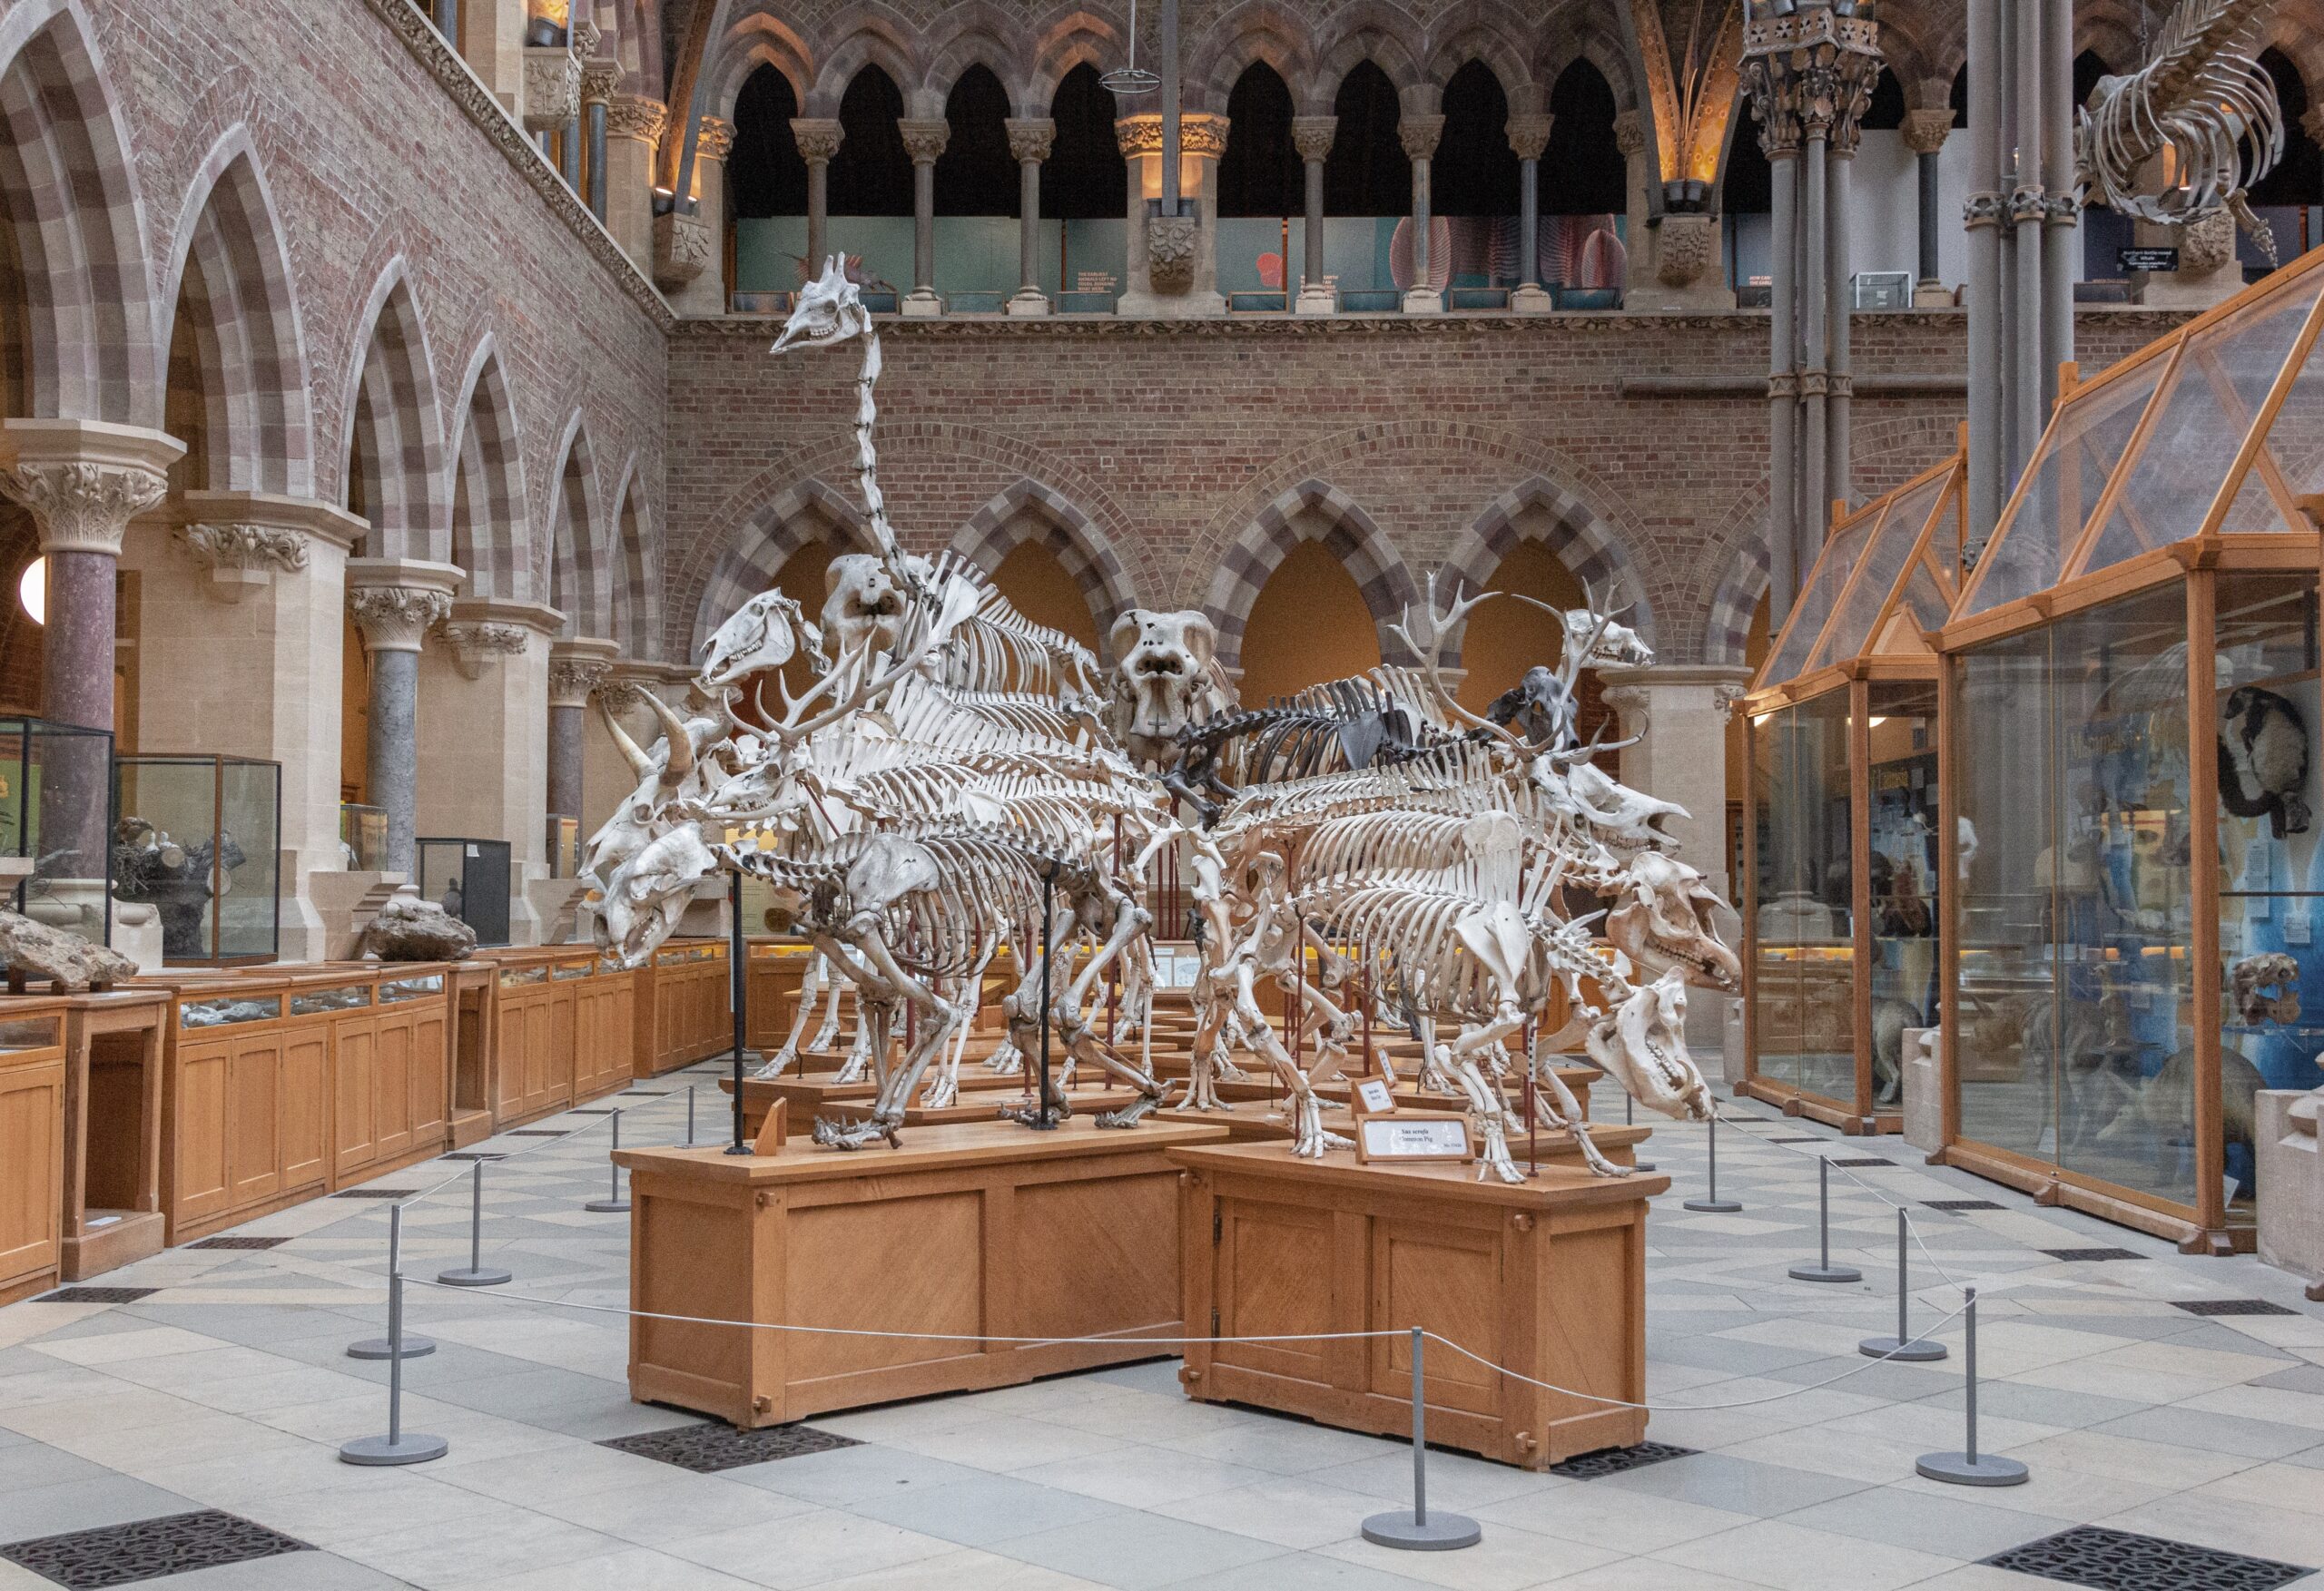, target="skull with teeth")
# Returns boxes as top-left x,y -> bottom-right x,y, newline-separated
1586,969 -> 1710,1120
1558,761 -> 1687,853
1105,608 -> 1235,769
1606,851 -> 1741,993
